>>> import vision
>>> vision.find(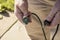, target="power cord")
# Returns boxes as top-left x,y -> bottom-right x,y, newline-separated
52,24 -> 59,40
0,13 -> 59,40
23,13 -> 59,40
32,13 -> 47,40
23,13 -> 47,40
